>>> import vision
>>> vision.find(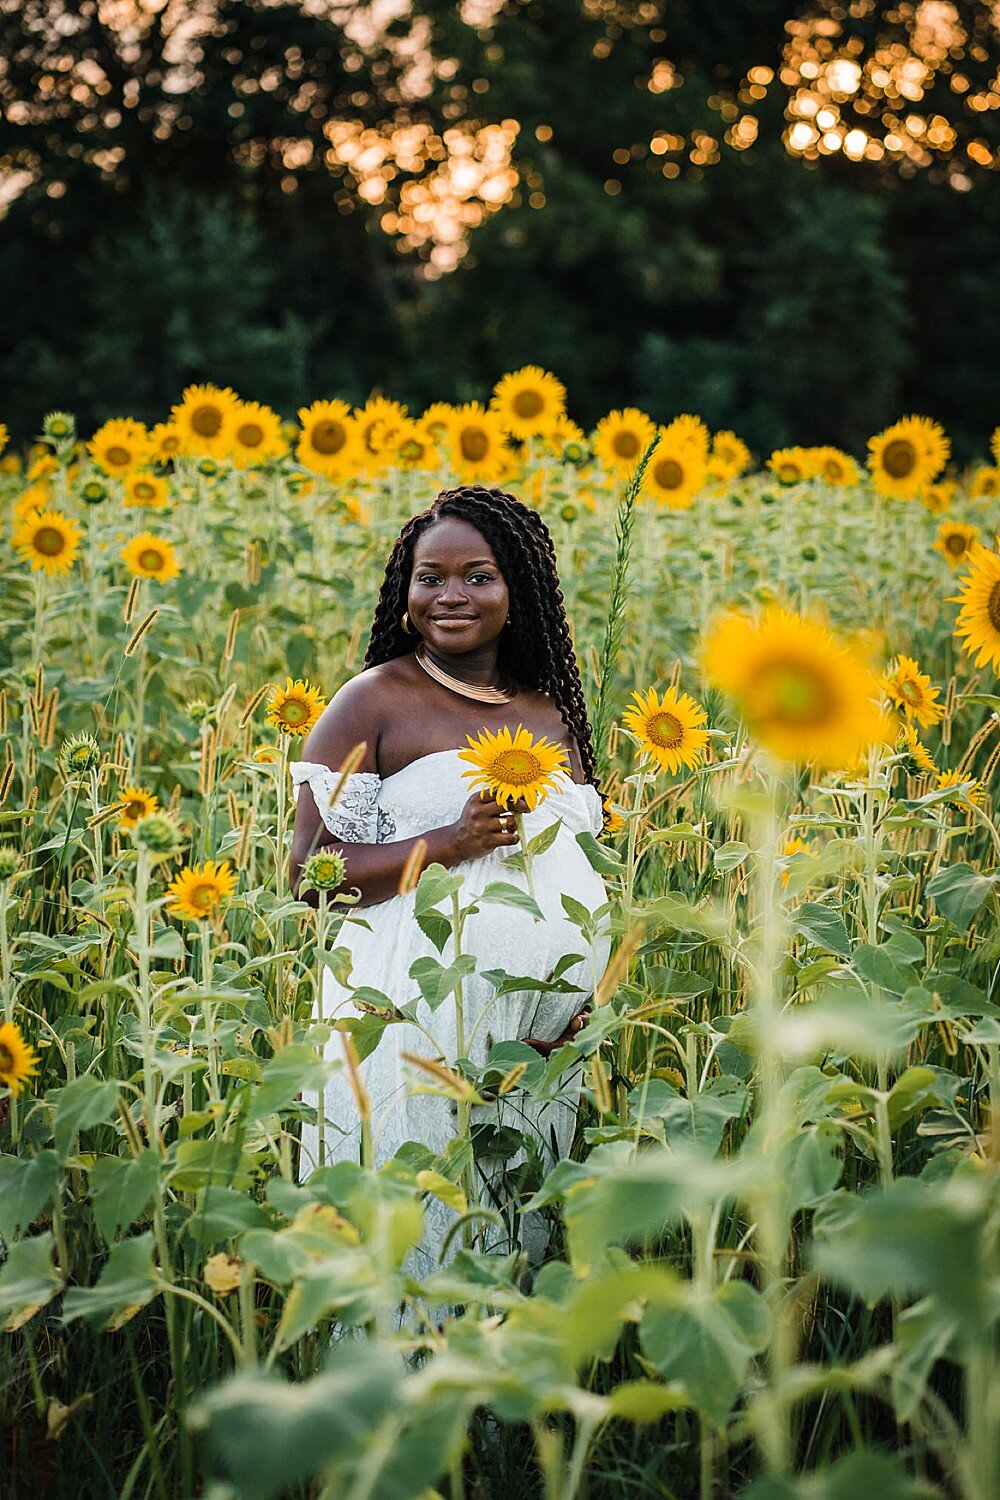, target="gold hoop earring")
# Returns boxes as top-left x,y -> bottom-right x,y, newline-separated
401,611 -> 414,635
